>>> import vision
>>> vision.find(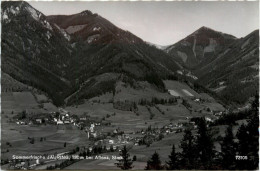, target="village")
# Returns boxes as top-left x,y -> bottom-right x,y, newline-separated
3,85 -> 229,170
6,100 -> 228,169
